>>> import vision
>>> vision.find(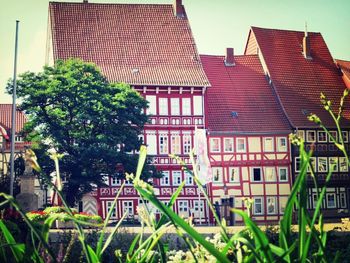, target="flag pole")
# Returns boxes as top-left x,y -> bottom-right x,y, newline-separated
9,20 -> 20,197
